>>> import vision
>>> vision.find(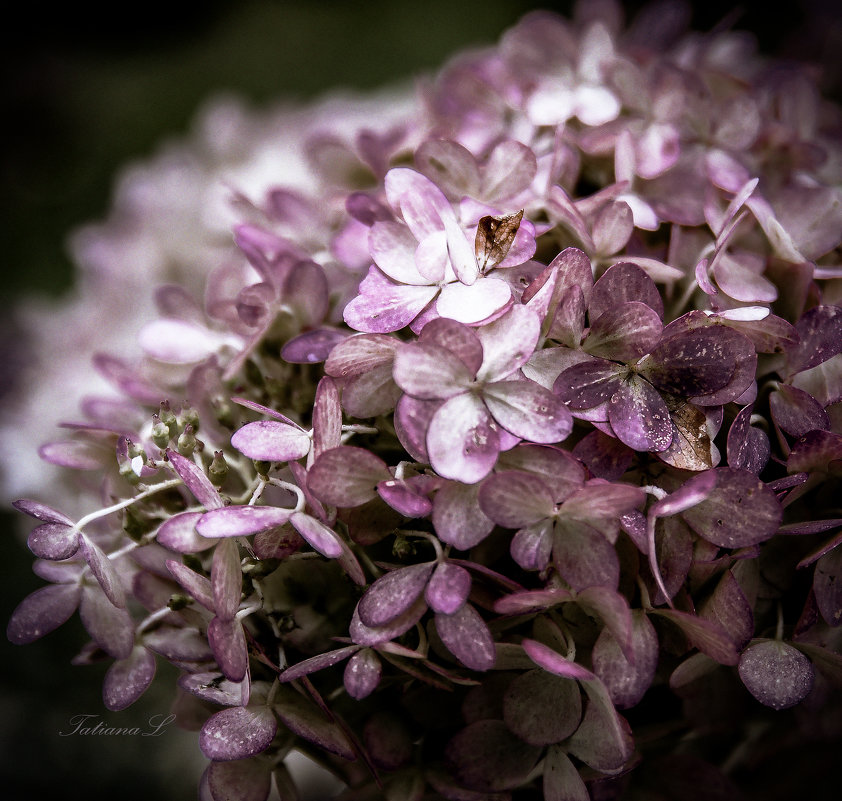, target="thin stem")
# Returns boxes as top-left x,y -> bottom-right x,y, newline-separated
74,478 -> 183,532
267,478 -> 306,513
